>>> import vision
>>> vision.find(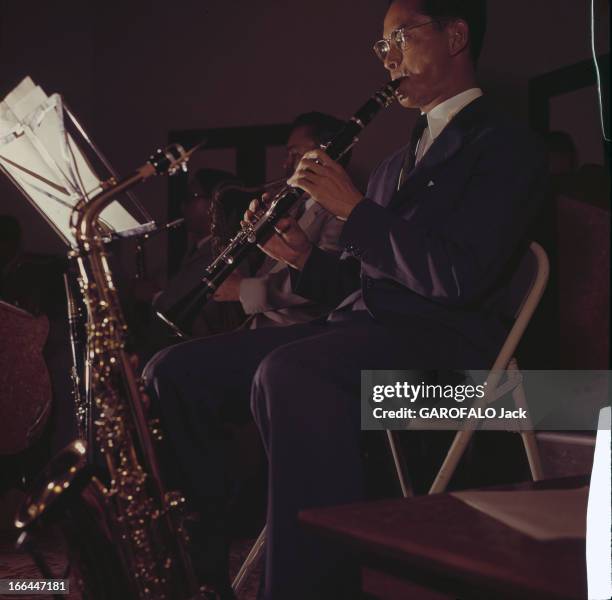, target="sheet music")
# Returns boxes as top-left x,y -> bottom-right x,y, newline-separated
0,77 -> 144,247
